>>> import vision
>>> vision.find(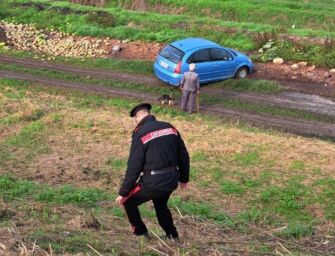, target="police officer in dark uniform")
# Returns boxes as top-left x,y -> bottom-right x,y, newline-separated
116,103 -> 190,240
